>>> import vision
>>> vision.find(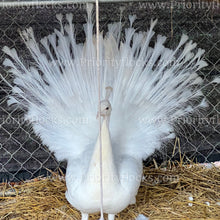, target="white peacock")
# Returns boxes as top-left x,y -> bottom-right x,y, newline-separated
2,4 -> 218,220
